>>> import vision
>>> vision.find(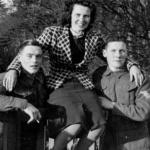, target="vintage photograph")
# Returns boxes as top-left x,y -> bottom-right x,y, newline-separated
0,0 -> 150,150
